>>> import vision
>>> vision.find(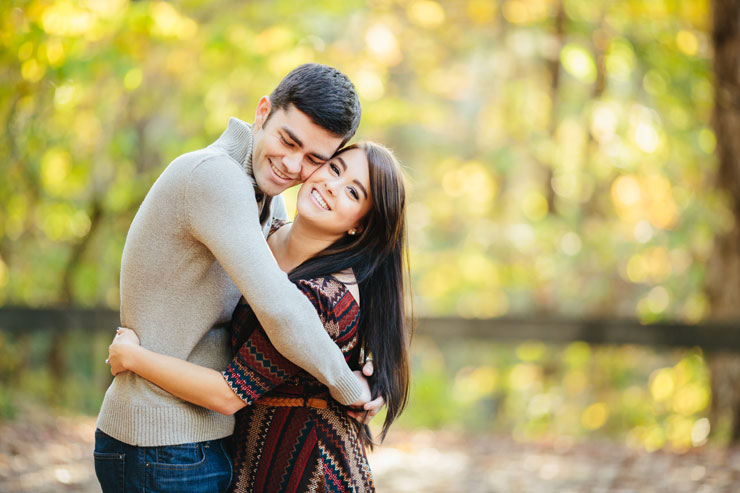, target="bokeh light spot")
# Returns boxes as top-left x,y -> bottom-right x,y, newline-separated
561,44 -> 597,83
581,403 -> 608,430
